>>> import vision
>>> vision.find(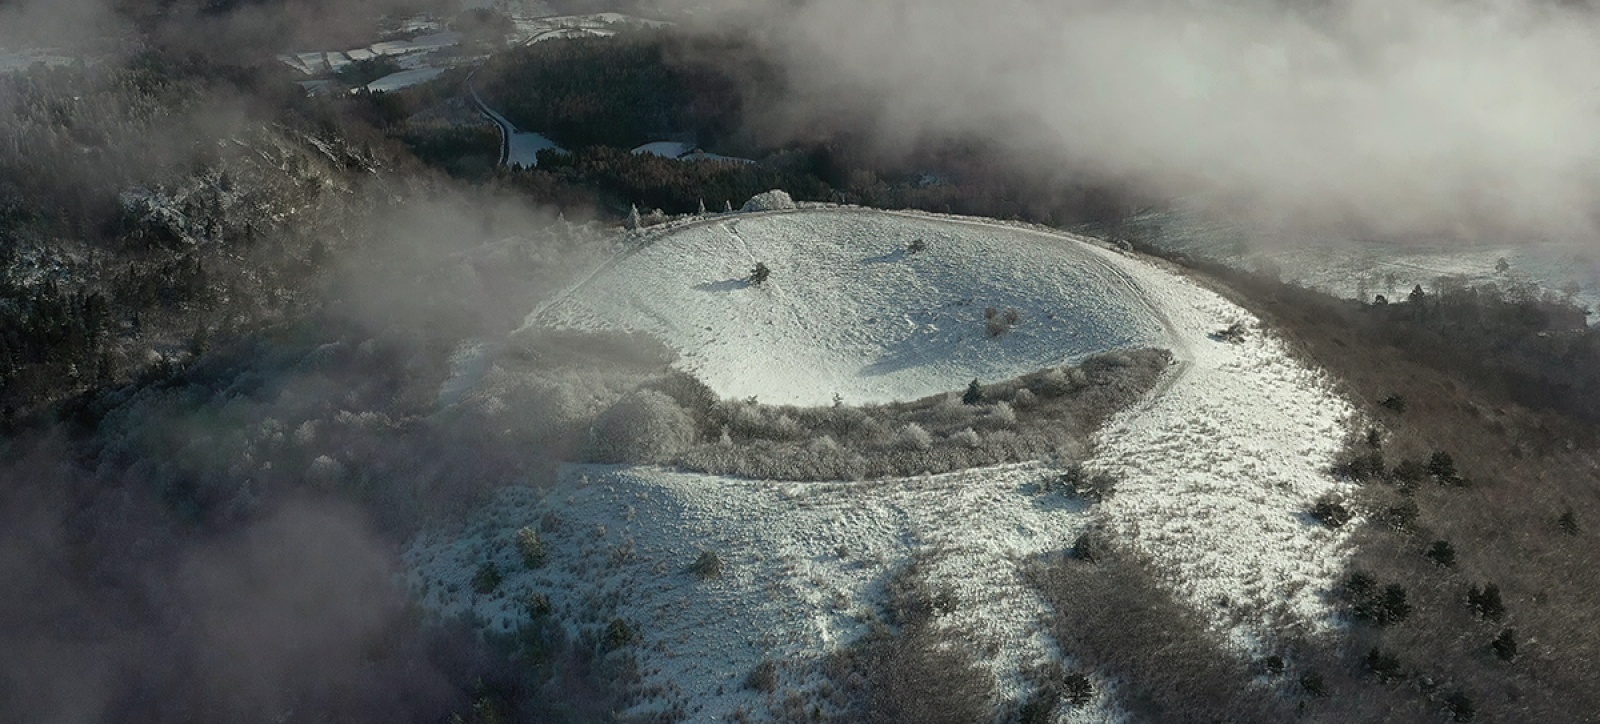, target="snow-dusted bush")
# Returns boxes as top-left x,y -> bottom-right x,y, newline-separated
896,423 -> 933,451
587,389 -> 697,463
809,434 -> 841,453
948,428 -> 981,448
516,526 -> 546,568
688,550 -> 723,579
740,189 -> 796,212
746,660 -> 779,693
987,401 -> 1017,428
926,393 -> 977,426
307,454 -> 346,487
984,306 -> 1021,337
749,261 -> 771,286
